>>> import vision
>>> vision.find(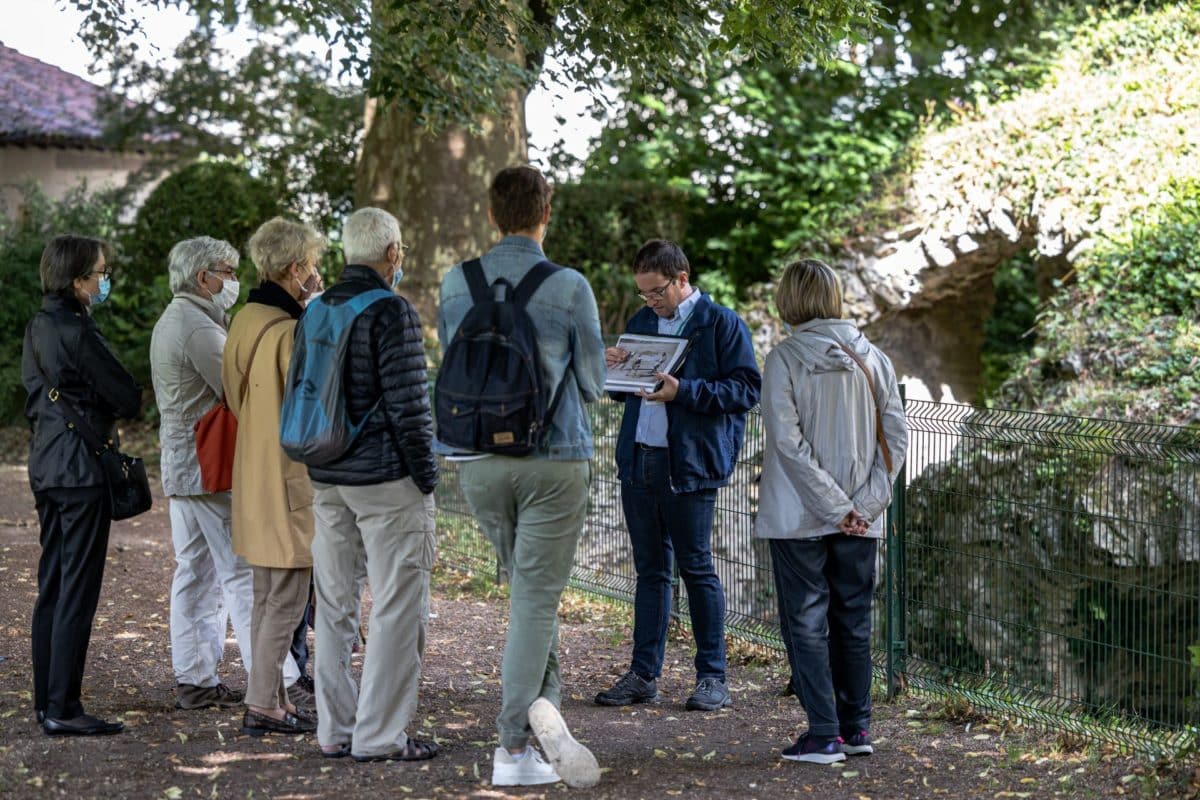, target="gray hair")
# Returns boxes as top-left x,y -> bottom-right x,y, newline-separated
342,207 -> 401,266
168,236 -> 240,295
